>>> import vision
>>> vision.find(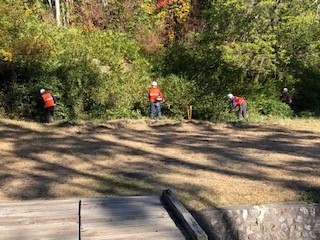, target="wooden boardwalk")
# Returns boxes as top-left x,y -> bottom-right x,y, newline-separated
0,199 -> 79,239
0,196 -> 186,240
